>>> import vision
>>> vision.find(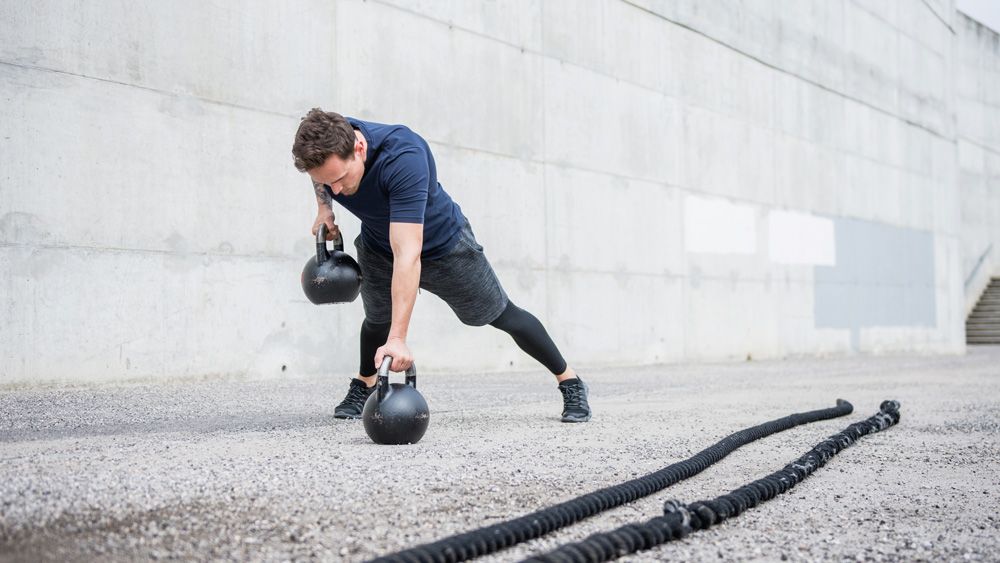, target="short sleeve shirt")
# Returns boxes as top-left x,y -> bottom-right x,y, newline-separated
324,118 -> 466,260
